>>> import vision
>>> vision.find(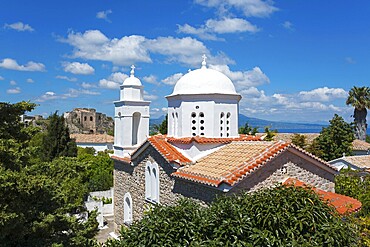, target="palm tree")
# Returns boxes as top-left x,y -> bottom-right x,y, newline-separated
346,86 -> 370,141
